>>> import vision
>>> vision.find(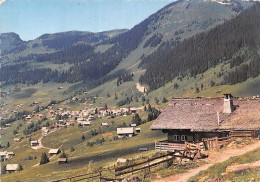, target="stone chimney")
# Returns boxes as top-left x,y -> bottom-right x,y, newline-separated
223,94 -> 234,114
